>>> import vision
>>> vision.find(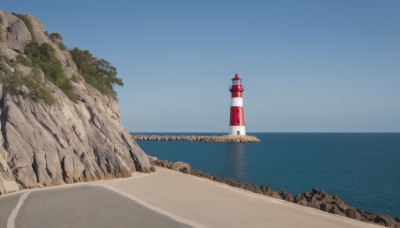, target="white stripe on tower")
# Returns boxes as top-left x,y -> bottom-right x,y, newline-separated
229,126 -> 246,136
231,97 -> 243,107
